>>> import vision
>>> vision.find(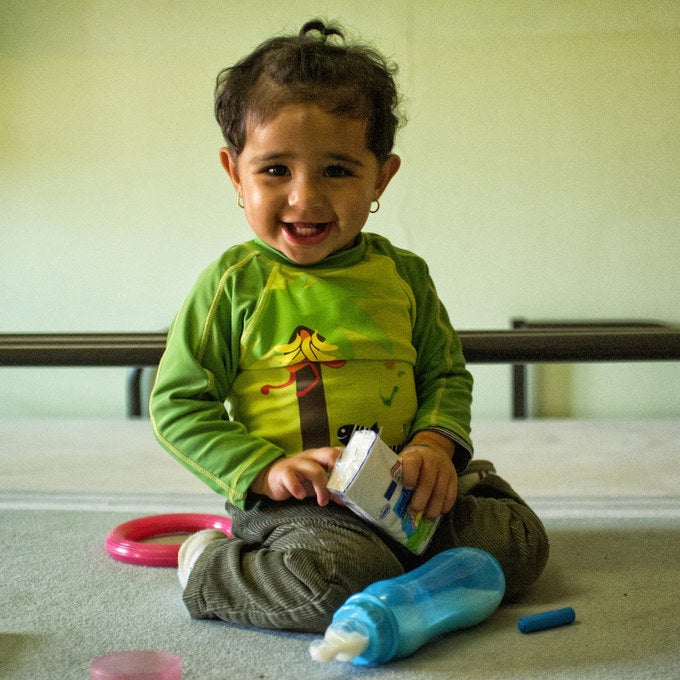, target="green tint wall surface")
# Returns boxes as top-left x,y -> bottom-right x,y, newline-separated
2,1 -> 679,419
